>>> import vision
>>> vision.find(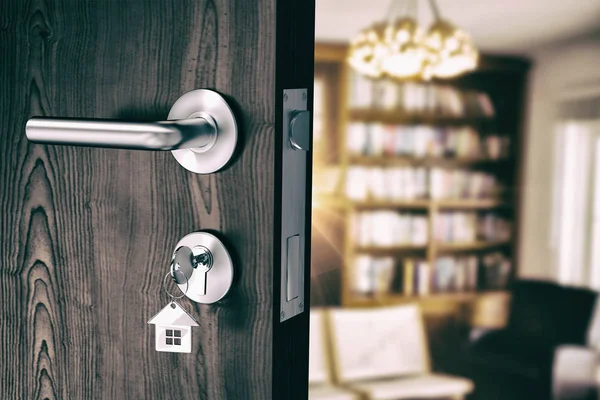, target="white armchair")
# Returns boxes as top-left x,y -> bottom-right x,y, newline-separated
310,310 -> 358,400
327,304 -> 473,400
